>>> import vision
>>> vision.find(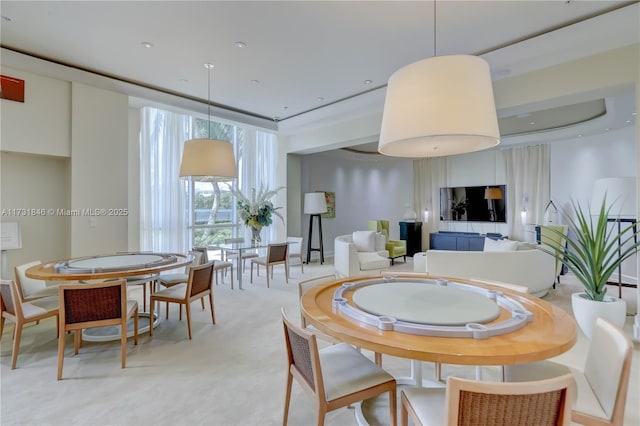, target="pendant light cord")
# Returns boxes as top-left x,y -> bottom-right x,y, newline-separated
433,0 -> 437,57
207,65 -> 212,138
